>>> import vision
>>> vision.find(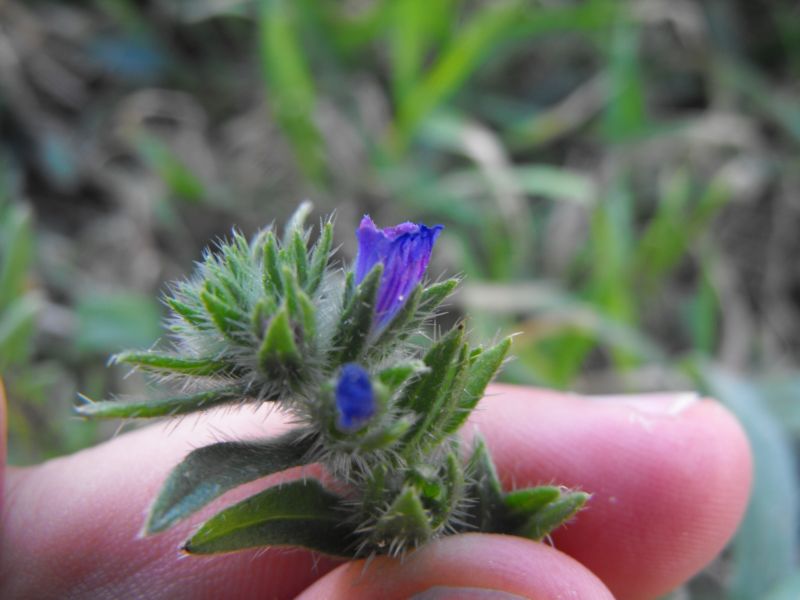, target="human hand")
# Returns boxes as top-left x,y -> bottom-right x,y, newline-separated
0,384 -> 751,599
